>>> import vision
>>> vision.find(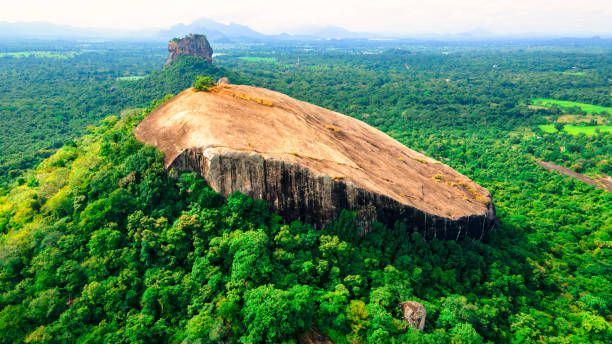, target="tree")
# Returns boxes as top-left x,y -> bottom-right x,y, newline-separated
240,284 -> 315,343
193,76 -> 215,92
